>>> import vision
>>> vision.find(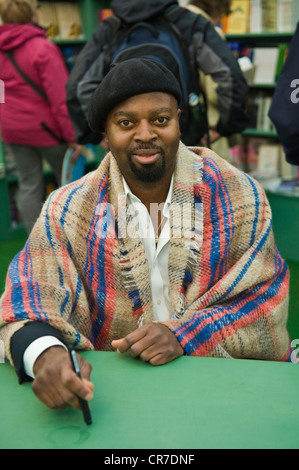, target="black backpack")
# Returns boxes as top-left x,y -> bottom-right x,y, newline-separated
104,5 -> 209,146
